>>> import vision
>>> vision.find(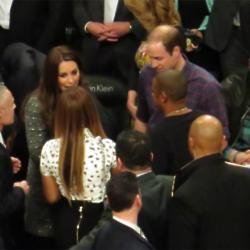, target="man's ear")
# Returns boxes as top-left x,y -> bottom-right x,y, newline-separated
116,157 -> 124,171
172,45 -> 181,58
188,136 -> 195,157
221,135 -> 228,151
159,91 -> 168,103
134,194 -> 142,209
150,152 -> 154,162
